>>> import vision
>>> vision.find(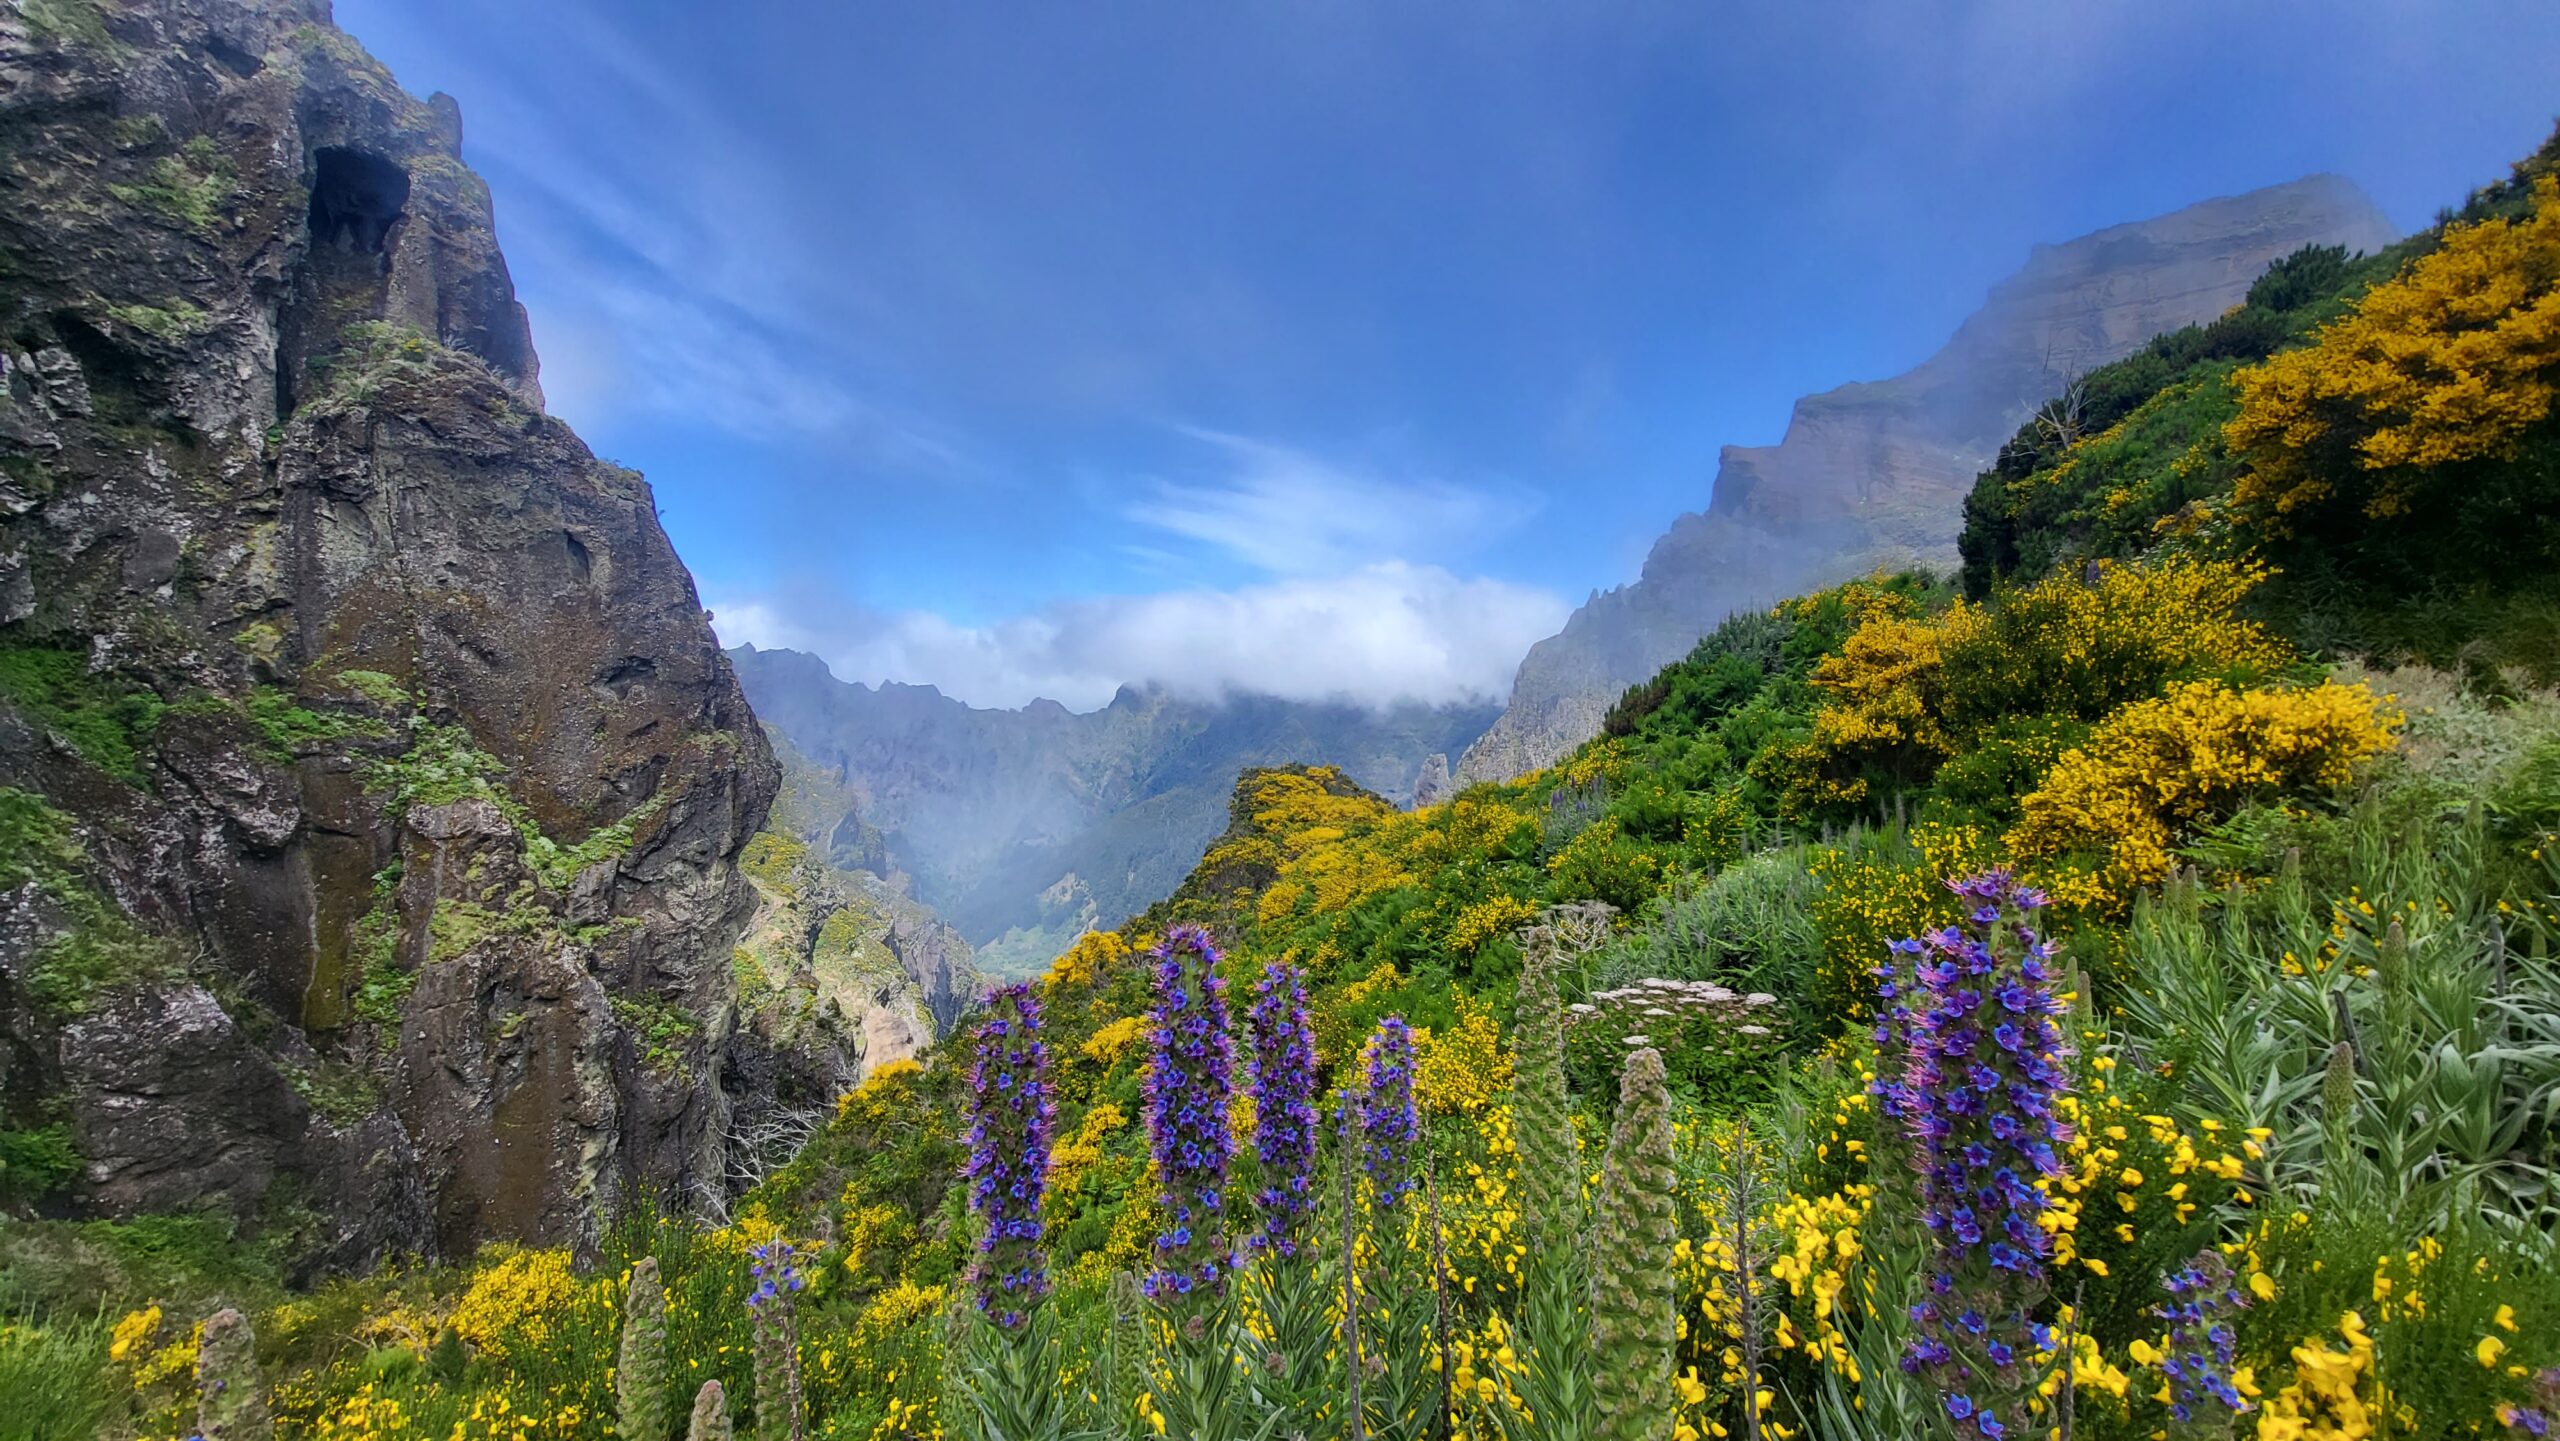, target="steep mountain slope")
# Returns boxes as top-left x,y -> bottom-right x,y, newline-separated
747,732 -> 983,1049
729,645 -> 1496,974
1459,175 -> 2399,782
0,0 -> 783,1267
